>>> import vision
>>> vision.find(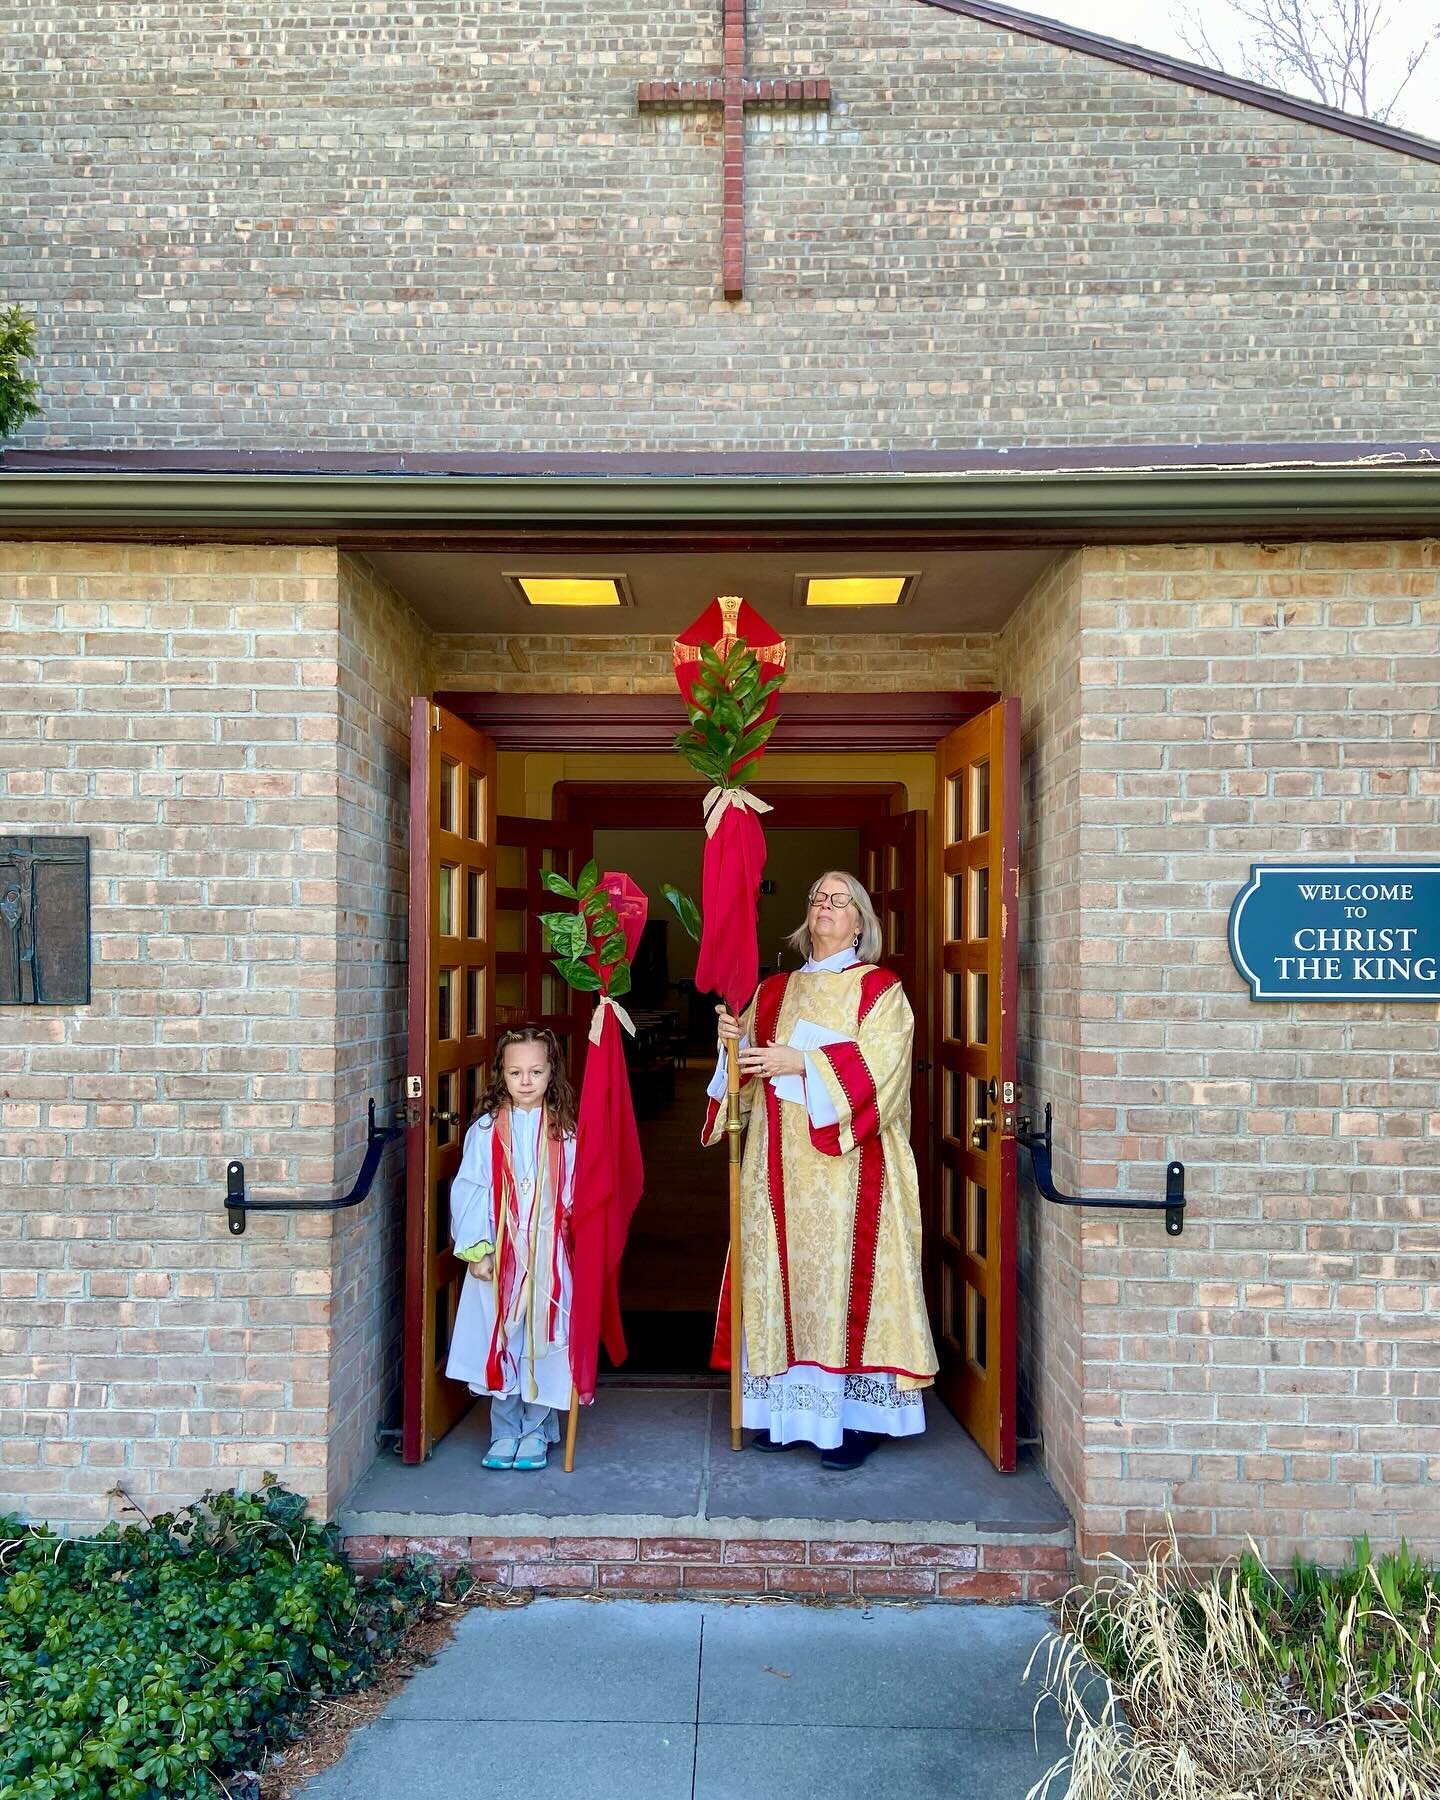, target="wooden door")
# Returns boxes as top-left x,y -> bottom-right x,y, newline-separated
403,700 -> 497,1464
935,700 -> 1020,1472
495,816 -> 594,1083
858,810 -> 930,1242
